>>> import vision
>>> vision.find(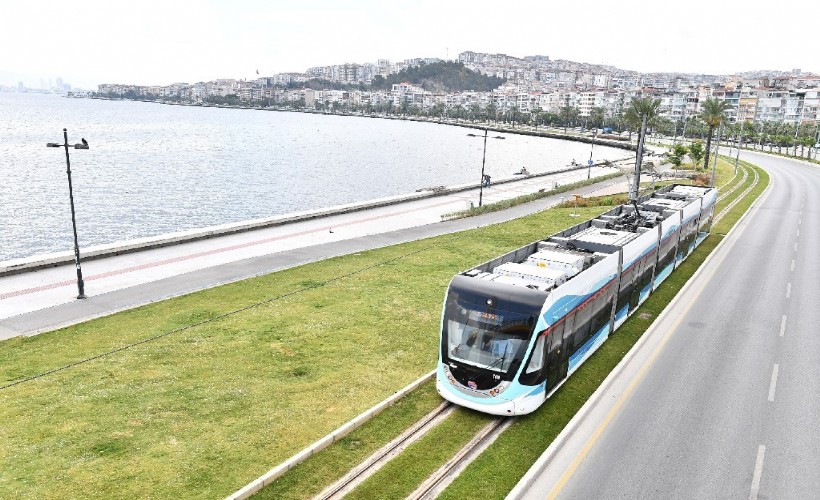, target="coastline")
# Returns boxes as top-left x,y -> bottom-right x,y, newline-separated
0,159 -> 631,277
